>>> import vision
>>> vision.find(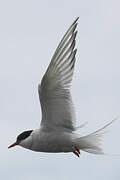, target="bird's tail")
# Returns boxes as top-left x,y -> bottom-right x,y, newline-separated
75,118 -> 117,155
